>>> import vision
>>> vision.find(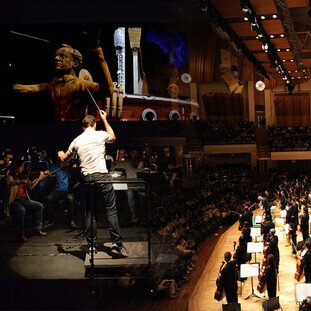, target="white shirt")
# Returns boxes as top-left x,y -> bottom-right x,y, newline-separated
69,128 -> 110,175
